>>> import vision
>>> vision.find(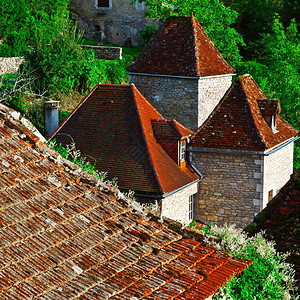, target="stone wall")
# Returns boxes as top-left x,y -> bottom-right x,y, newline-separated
81,45 -> 122,60
69,0 -> 152,46
0,57 -> 24,75
198,75 -> 233,127
161,182 -> 198,225
129,74 -> 199,130
263,141 -> 294,207
129,74 -> 234,130
191,151 -> 263,228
